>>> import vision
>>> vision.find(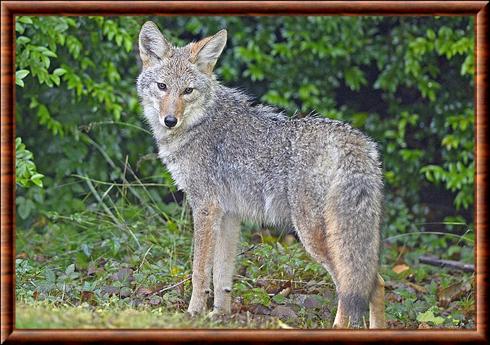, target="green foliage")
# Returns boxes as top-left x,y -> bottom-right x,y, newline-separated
15,137 -> 44,188
16,218 -> 475,328
15,16 -> 475,328
15,16 -> 474,235
417,307 -> 445,325
420,109 -> 474,209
